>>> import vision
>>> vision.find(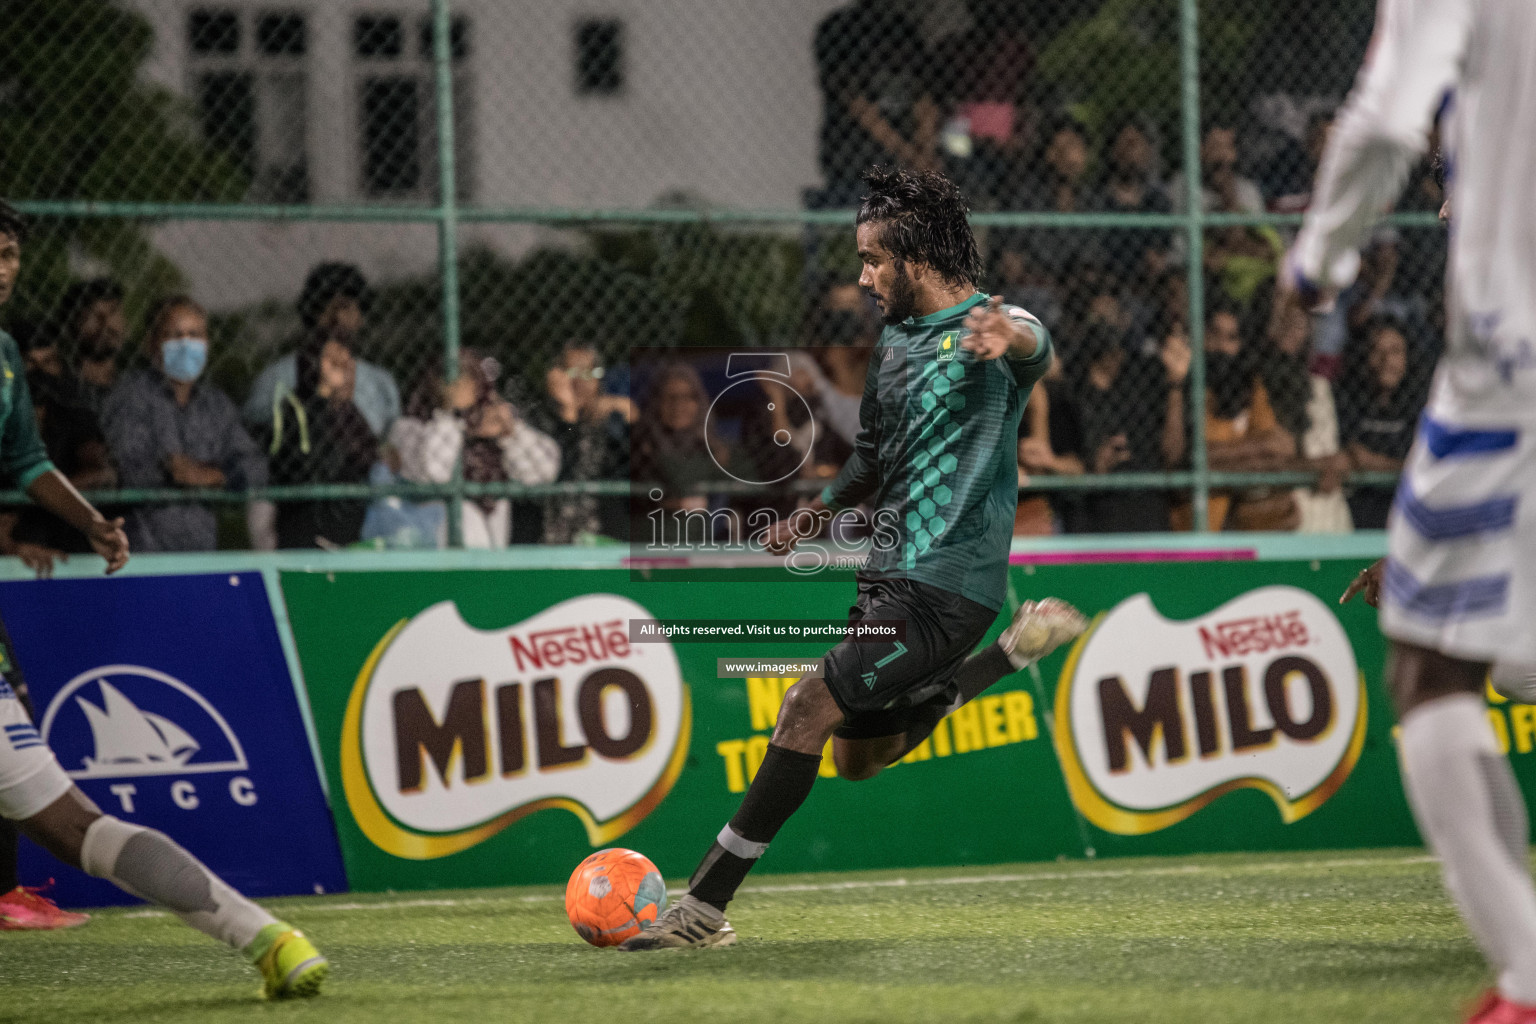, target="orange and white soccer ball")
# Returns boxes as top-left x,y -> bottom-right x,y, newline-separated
565,848 -> 668,947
